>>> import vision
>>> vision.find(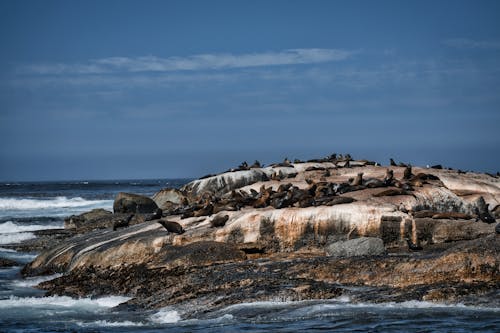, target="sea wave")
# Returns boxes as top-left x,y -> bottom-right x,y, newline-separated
0,196 -> 111,210
0,221 -> 62,234
149,308 -> 182,324
0,232 -> 36,245
12,274 -> 62,288
76,320 -> 146,327
0,295 -> 131,309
